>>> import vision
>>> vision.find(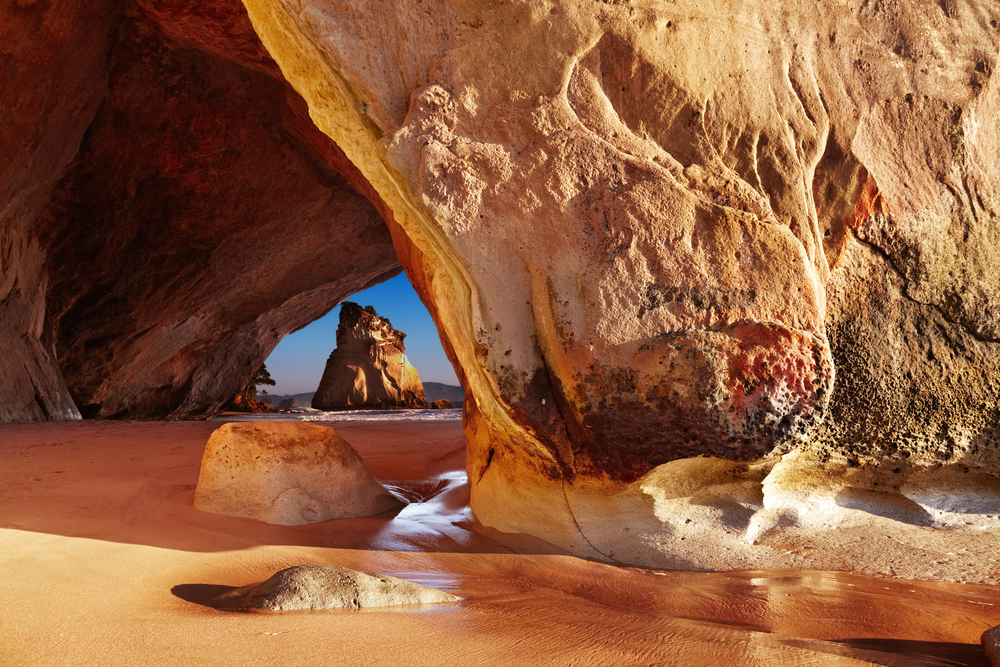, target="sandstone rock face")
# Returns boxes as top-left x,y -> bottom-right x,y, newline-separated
0,1 -> 118,422
193,422 -> 403,525
212,564 -> 461,611
0,0 -> 400,422
312,302 -> 429,410
242,0 -> 1000,556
